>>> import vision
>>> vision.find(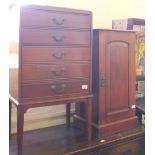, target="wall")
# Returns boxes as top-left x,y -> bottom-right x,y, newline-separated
10,0 -> 144,133
46,0 -> 145,28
